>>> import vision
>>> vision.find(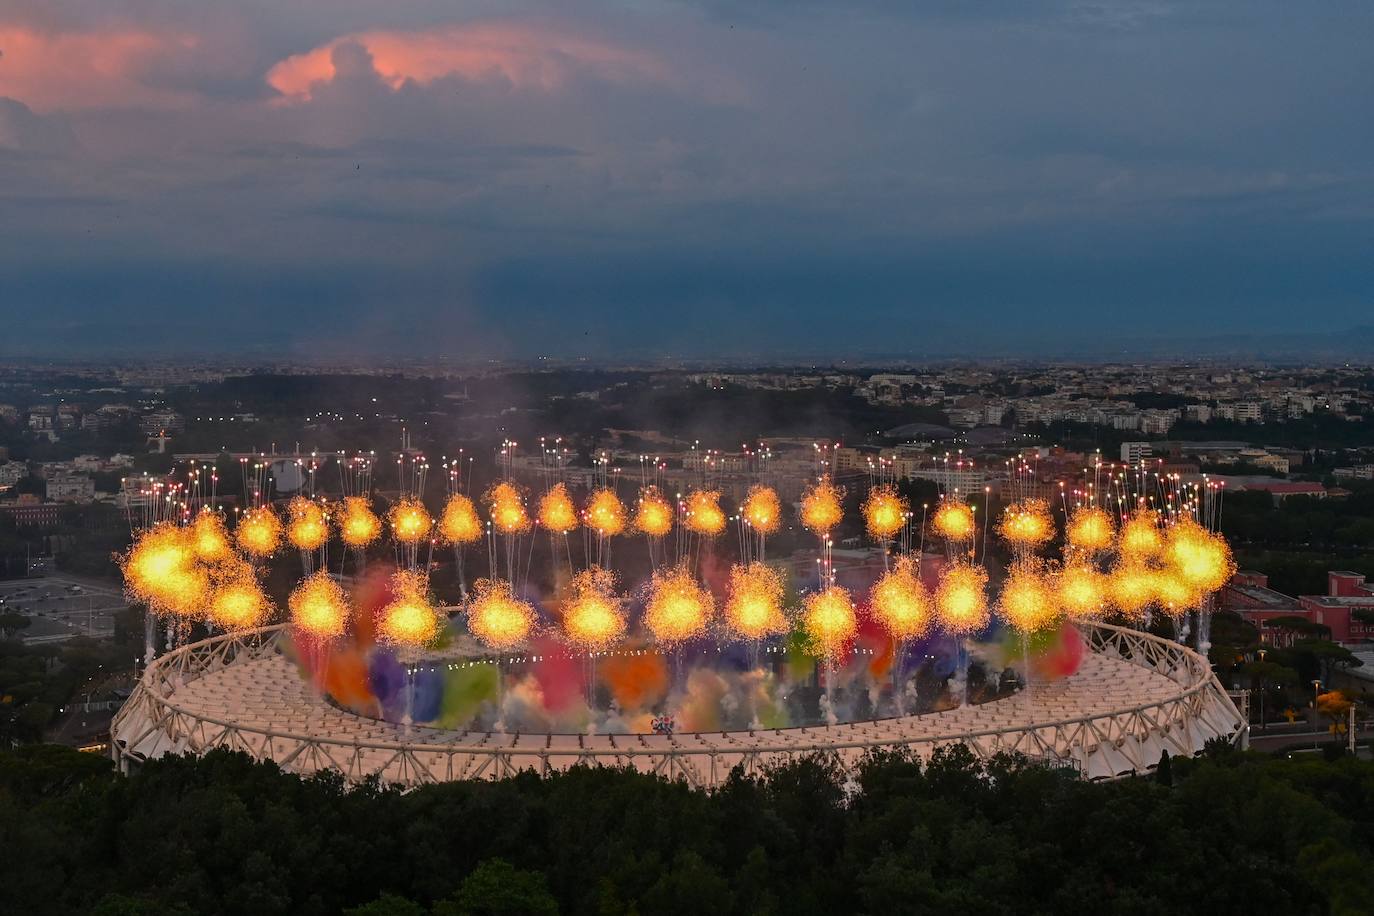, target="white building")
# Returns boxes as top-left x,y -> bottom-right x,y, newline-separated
1121,441 -> 1152,464
48,474 -> 95,503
